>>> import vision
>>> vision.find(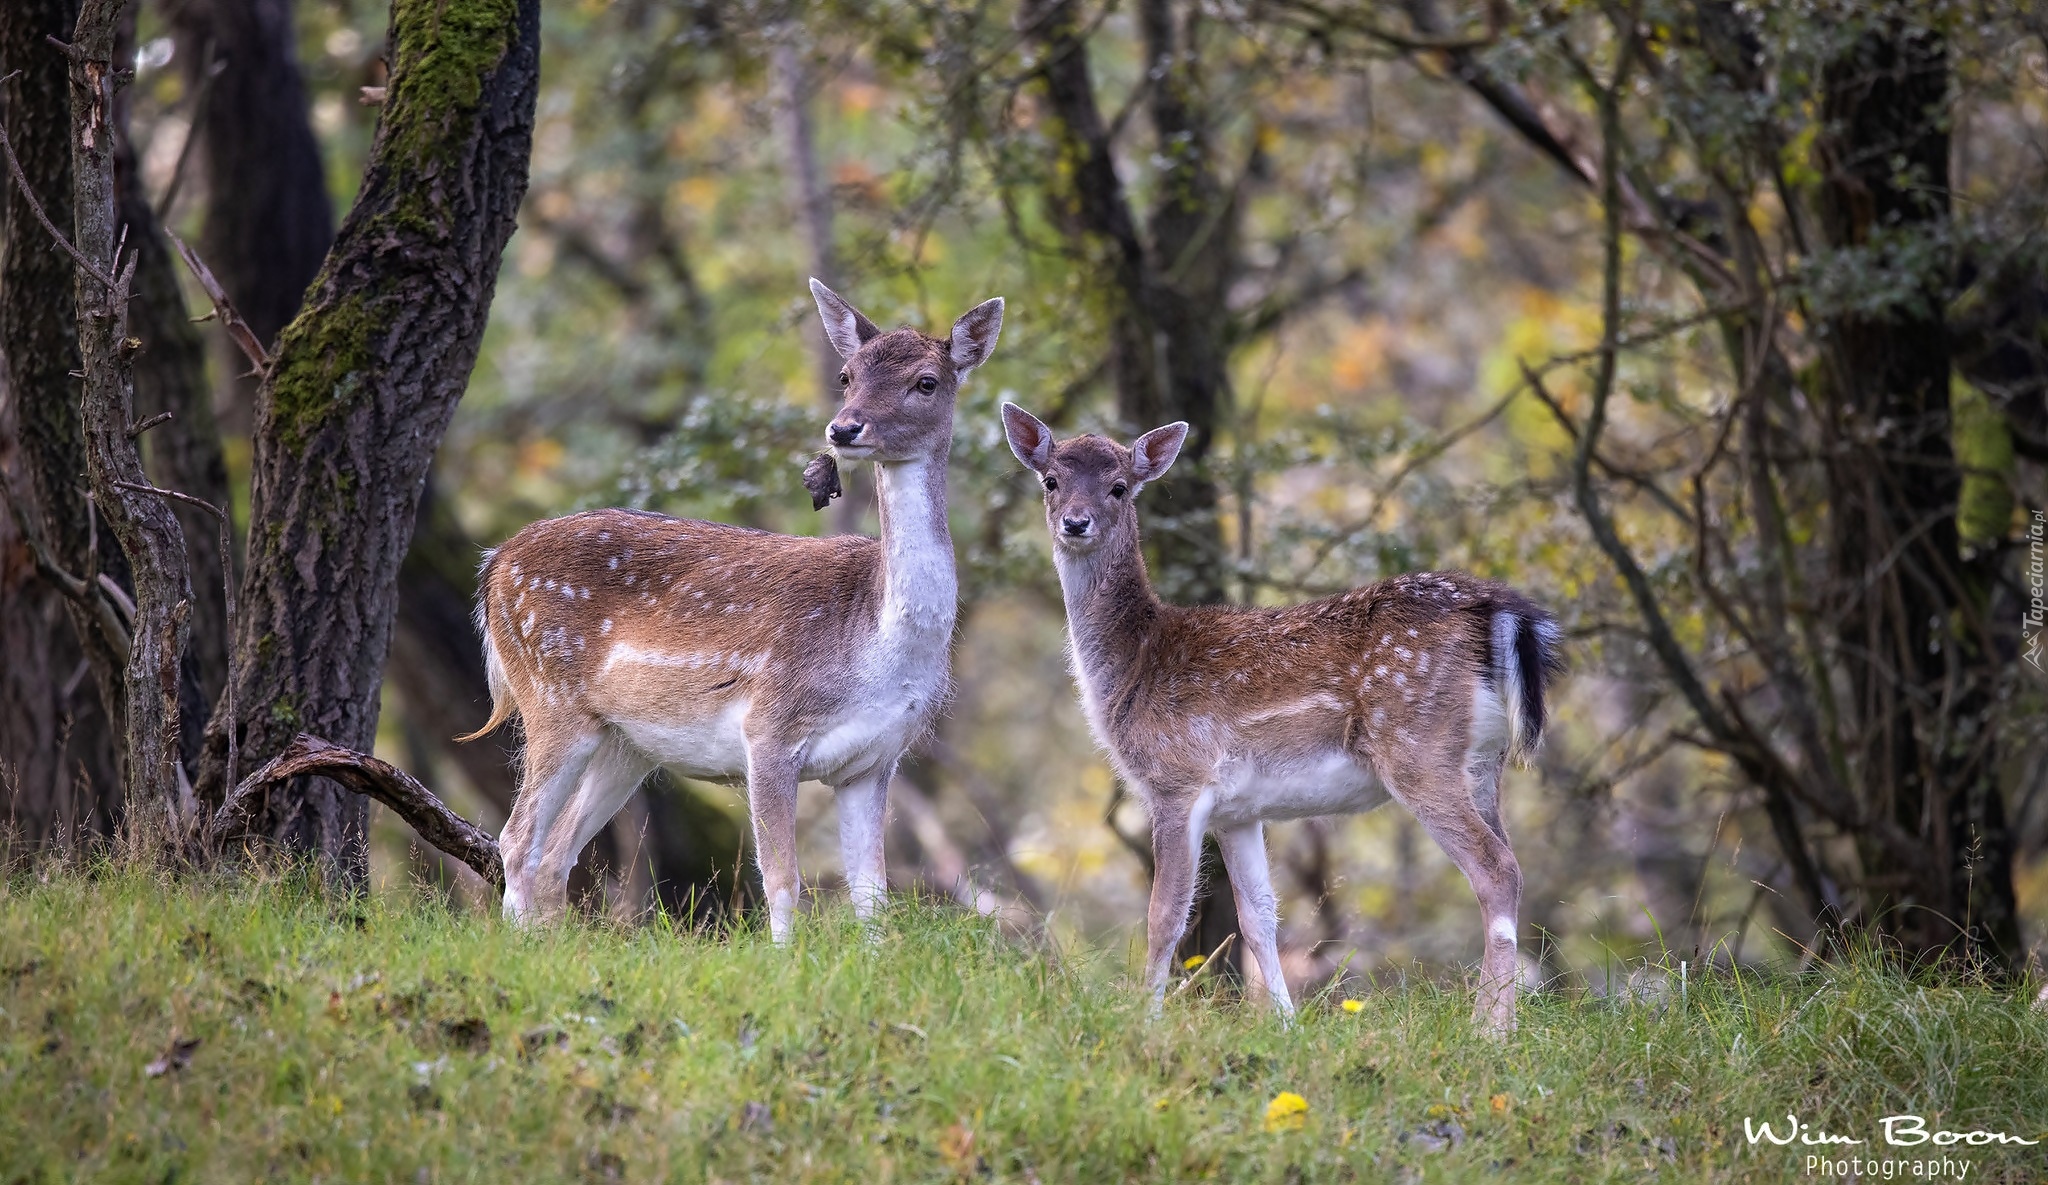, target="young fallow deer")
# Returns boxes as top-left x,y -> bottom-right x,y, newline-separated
462,281 -> 1003,938
1001,404 -> 1563,1035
